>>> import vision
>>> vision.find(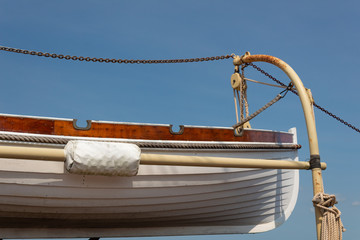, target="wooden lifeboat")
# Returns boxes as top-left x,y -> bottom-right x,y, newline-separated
0,113 -> 300,238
